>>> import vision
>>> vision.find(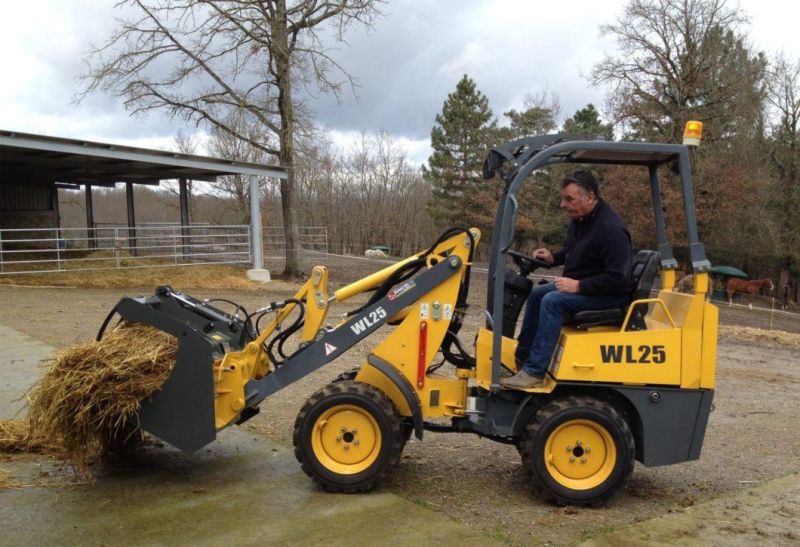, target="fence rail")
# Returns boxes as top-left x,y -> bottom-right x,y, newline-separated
0,225 -> 330,275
